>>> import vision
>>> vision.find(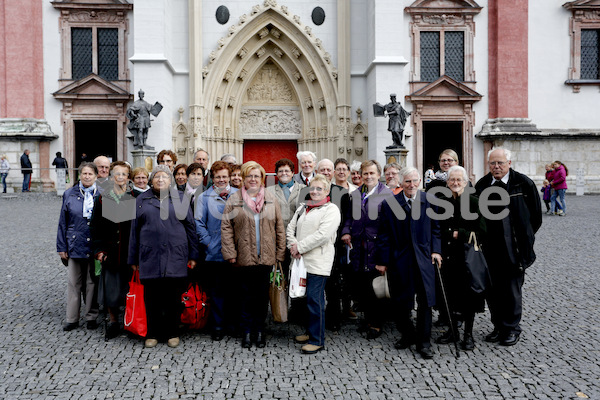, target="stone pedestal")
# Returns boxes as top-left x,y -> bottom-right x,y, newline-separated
56,169 -> 66,196
384,147 -> 409,168
131,149 -> 156,171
